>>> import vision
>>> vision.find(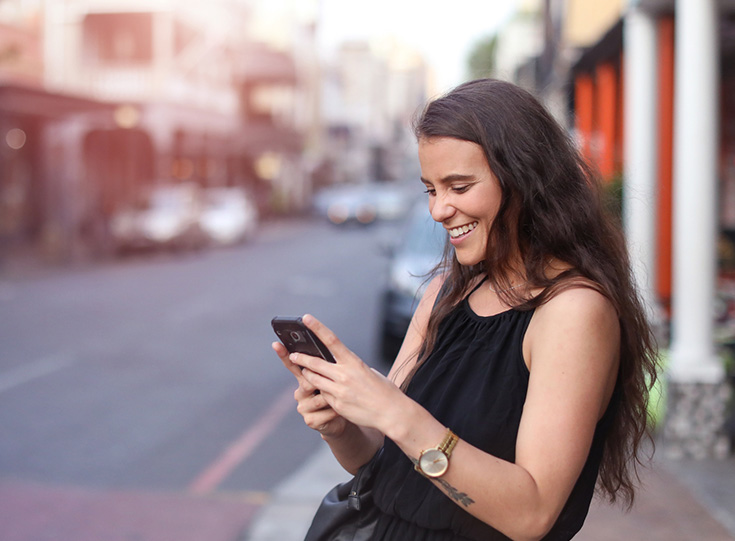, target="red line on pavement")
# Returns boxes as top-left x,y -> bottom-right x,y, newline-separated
188,386 -> 295,495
